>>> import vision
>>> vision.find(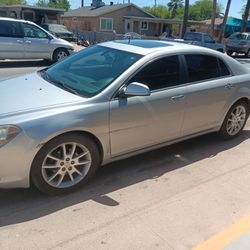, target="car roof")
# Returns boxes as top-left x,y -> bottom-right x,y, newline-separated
100,39 -> 219,56
0,17 -> 36,25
